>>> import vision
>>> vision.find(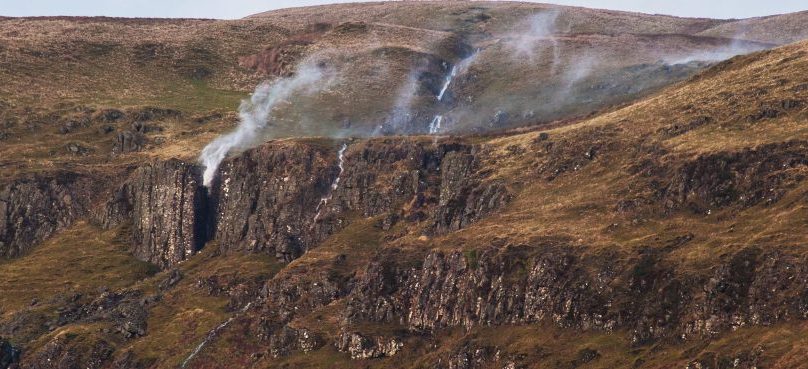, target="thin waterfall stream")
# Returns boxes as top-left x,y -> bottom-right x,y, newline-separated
313,143 -> 348,224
